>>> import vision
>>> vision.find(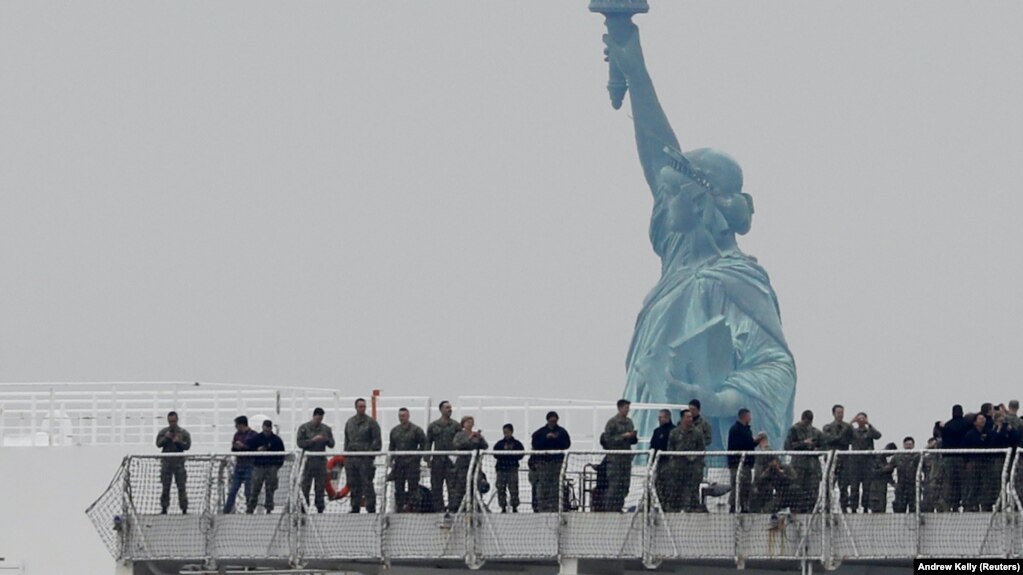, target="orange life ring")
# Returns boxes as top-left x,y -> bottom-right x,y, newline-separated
325,455 -> 350,500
